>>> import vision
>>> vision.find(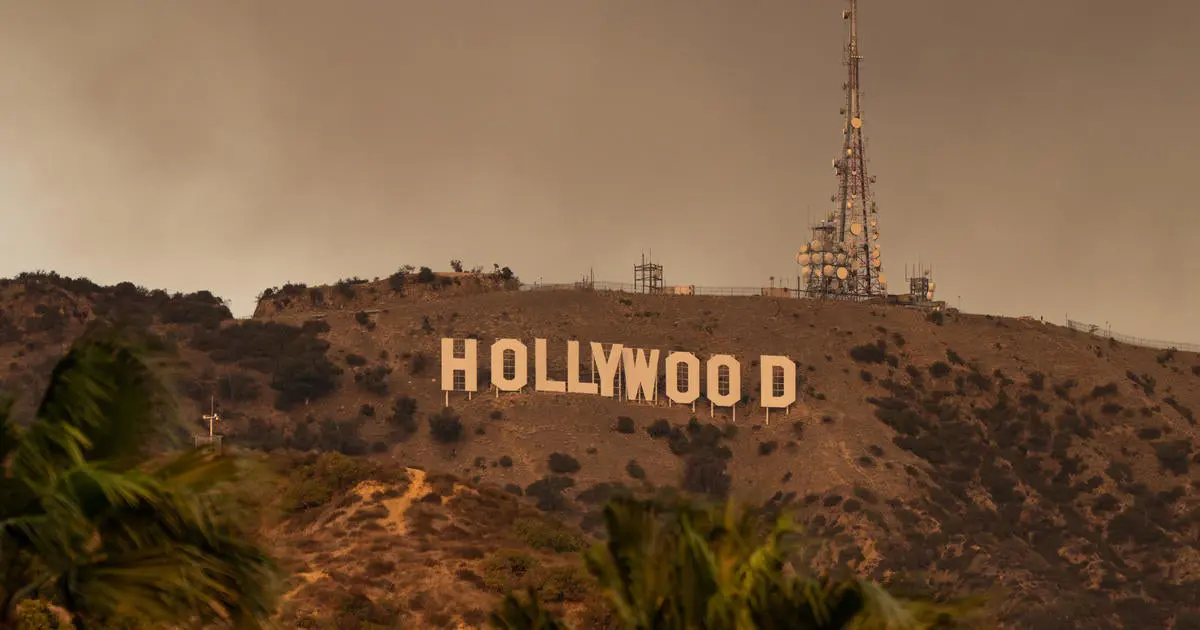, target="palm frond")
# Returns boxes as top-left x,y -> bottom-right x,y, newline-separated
12,334 -> 177,488
489,587 -> 572,630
